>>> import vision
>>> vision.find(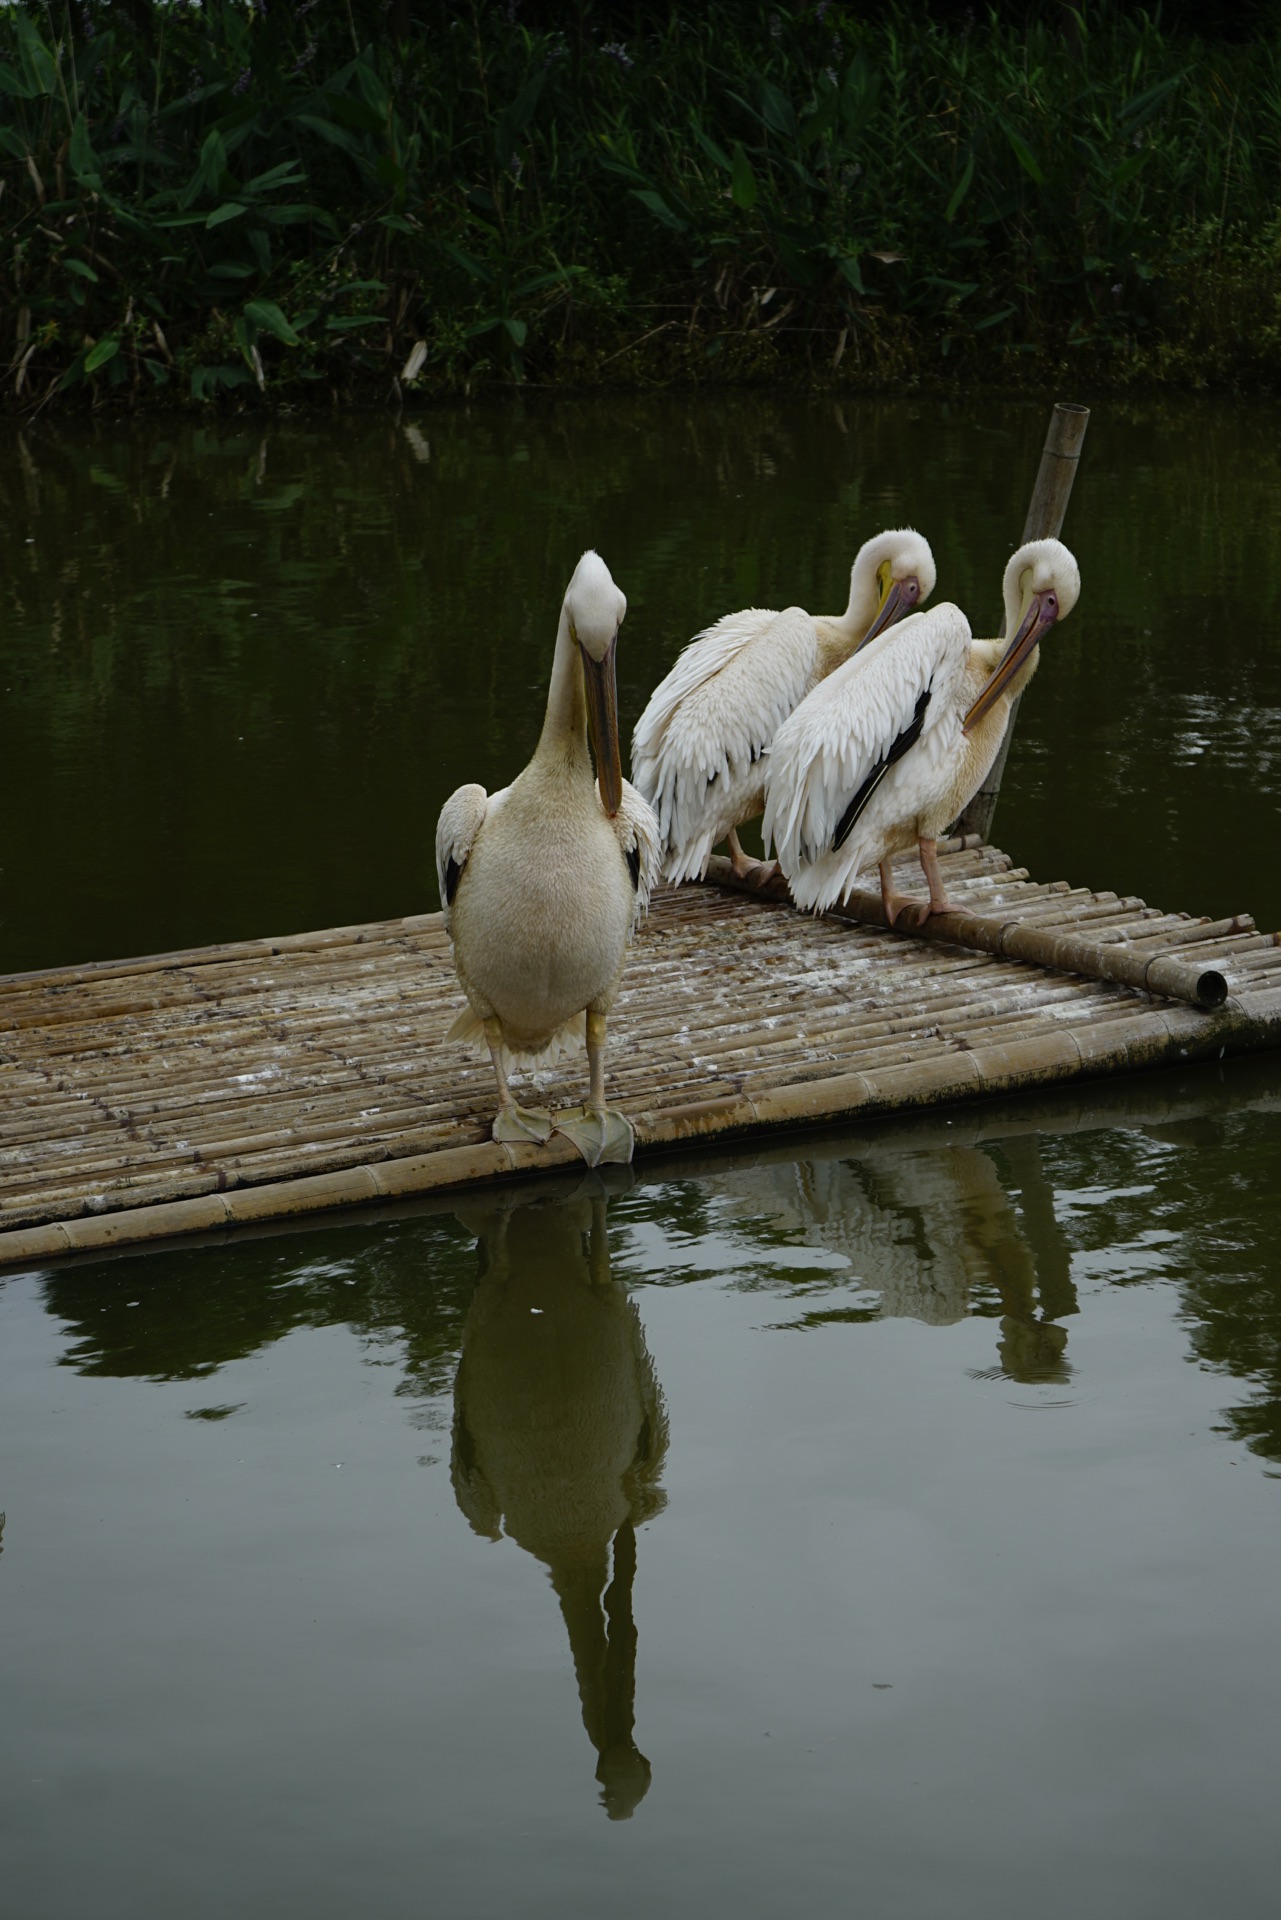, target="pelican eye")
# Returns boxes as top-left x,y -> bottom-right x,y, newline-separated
901,574 -> 920,606
1043,591 -> 1058,618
